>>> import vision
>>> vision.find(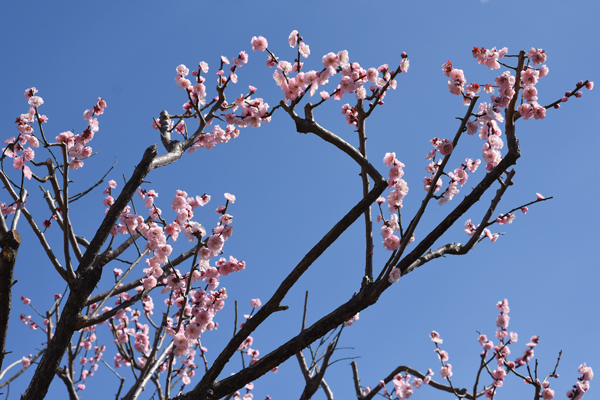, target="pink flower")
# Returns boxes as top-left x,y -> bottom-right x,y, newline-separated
440,364 -> 452,379
437,140 -> 453,156
322,52 -> 339,69
299,42 -> 310,58
288,30 -> 298,47
578,363 -> 593,381
388,267 -> 401,283
103,196 -> 115,207
28,96 -> 44,107
496,313 -> 510,328
527,48 -> 547,65
400,58 -> 409,73
430,331 -> 443,344
383,152 -> 396,167
224,193 -> 236,203
339,76 -> 356,94
13,157 -> 24,170
344,313 -> 360,327
383,235 -> 401,251
24,87 -> 38,99
251,36 -> 268,52
492,367 -> 506,381
21,356 -> 31,367
250,298 -> 261,308
542,388 -> 555,400
536,193 -> 545,200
